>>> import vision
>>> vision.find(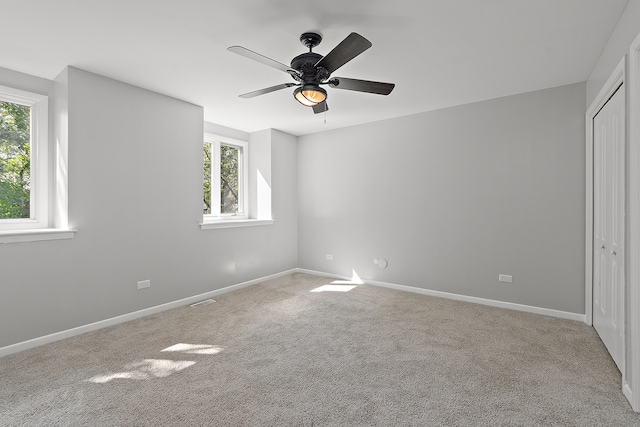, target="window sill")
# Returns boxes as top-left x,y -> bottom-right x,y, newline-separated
200,219 -> 274,230
0,228 -> 77,244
